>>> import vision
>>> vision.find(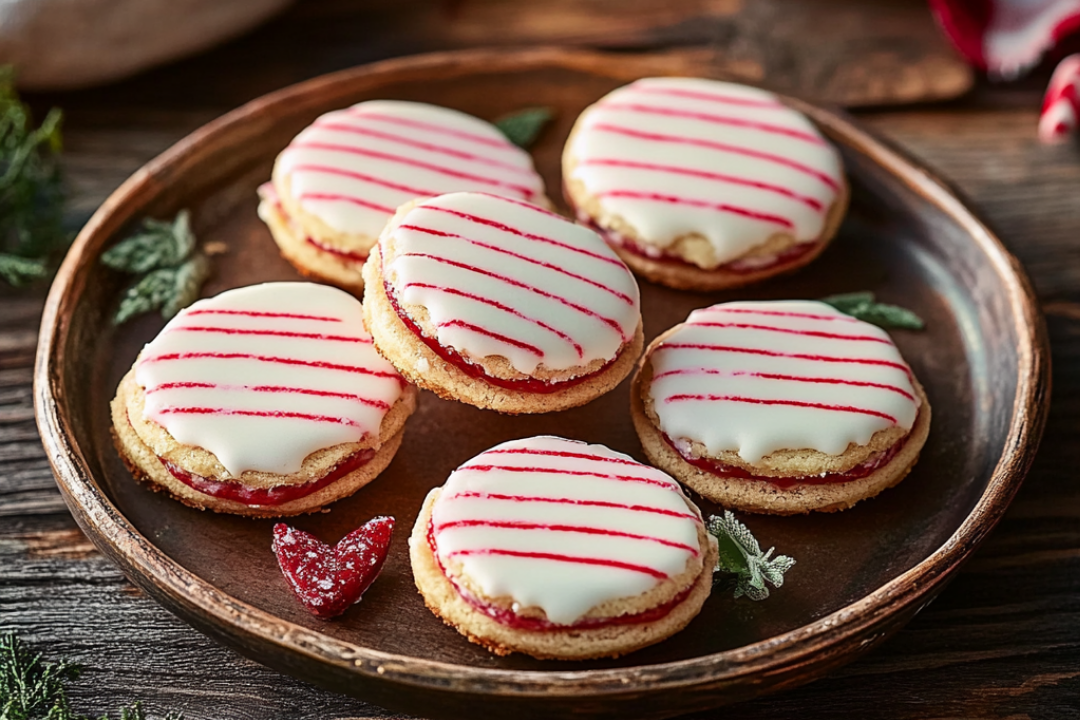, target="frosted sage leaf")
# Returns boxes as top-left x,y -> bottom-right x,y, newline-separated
105,209 -> 211,326
102,209 -> 194,274
707,511 -> 795,601
163,253 -> 211,319
821,291 -> 925,330
114,267 -> 178,325
494,107 -> 553,149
